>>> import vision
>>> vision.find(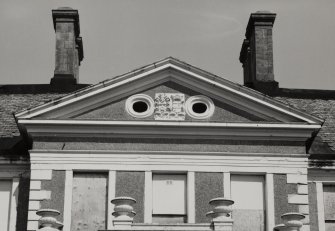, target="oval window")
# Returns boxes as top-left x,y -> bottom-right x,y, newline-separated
133,101 -> 148,113
192,102 -> 207,114
185,95 -> 214,119
125,94 -> 154,118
